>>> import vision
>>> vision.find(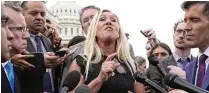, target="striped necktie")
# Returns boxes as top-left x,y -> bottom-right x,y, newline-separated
196,54 -> 208,87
